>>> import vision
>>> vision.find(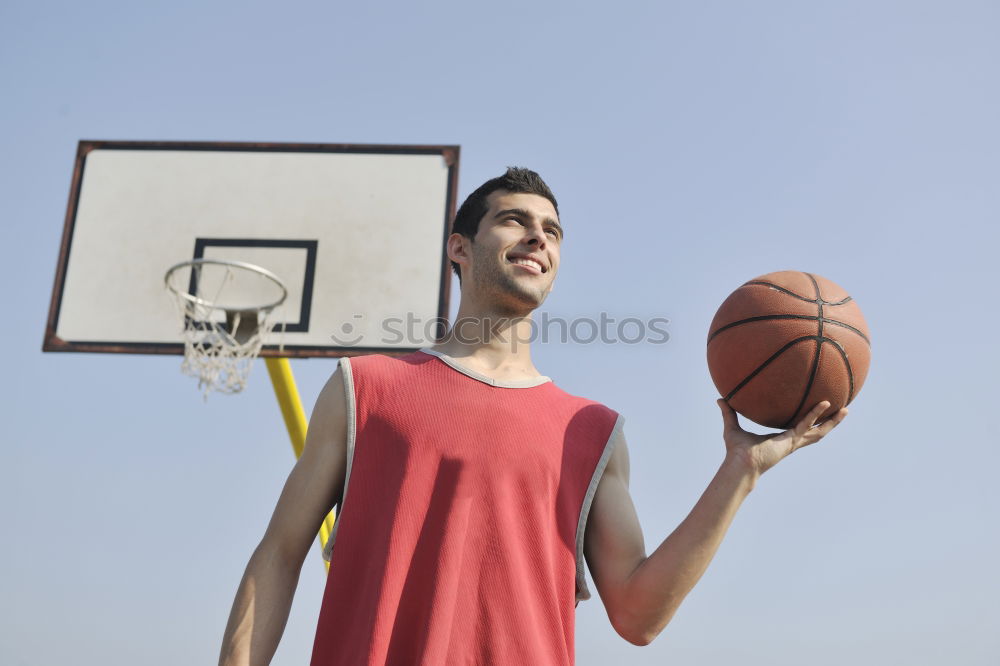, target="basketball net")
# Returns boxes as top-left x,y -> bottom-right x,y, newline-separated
165,259 -> 287,398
